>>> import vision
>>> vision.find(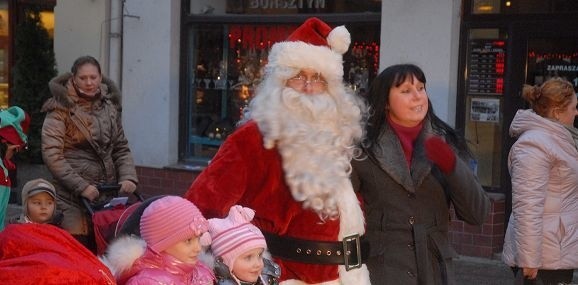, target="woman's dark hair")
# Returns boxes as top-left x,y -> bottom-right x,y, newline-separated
71,55 -> 101,75
364,63 -> 472,159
